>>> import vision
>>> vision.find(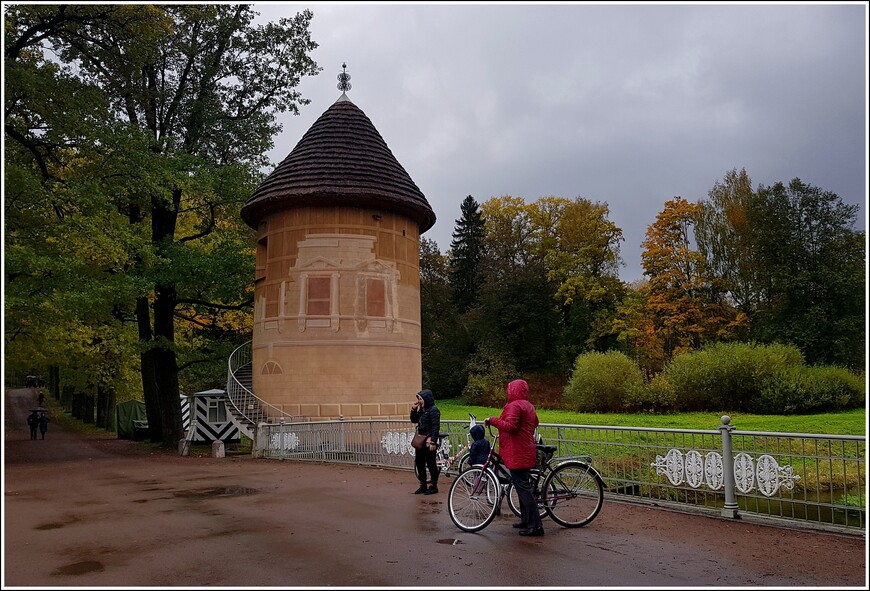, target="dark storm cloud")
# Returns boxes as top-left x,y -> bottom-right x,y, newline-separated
255,2 -> 867,282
